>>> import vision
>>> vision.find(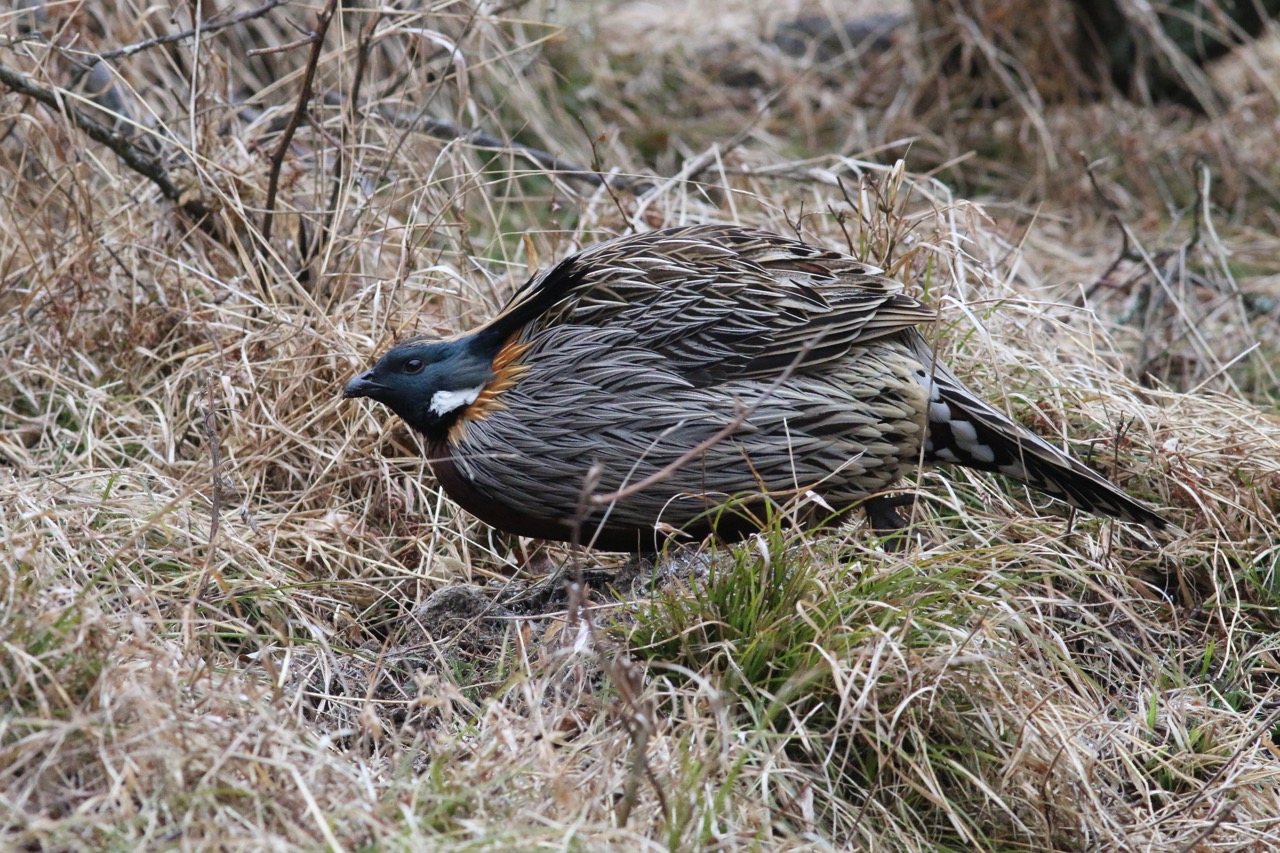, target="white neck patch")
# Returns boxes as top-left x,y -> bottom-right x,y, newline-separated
429,385 -> 484,417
